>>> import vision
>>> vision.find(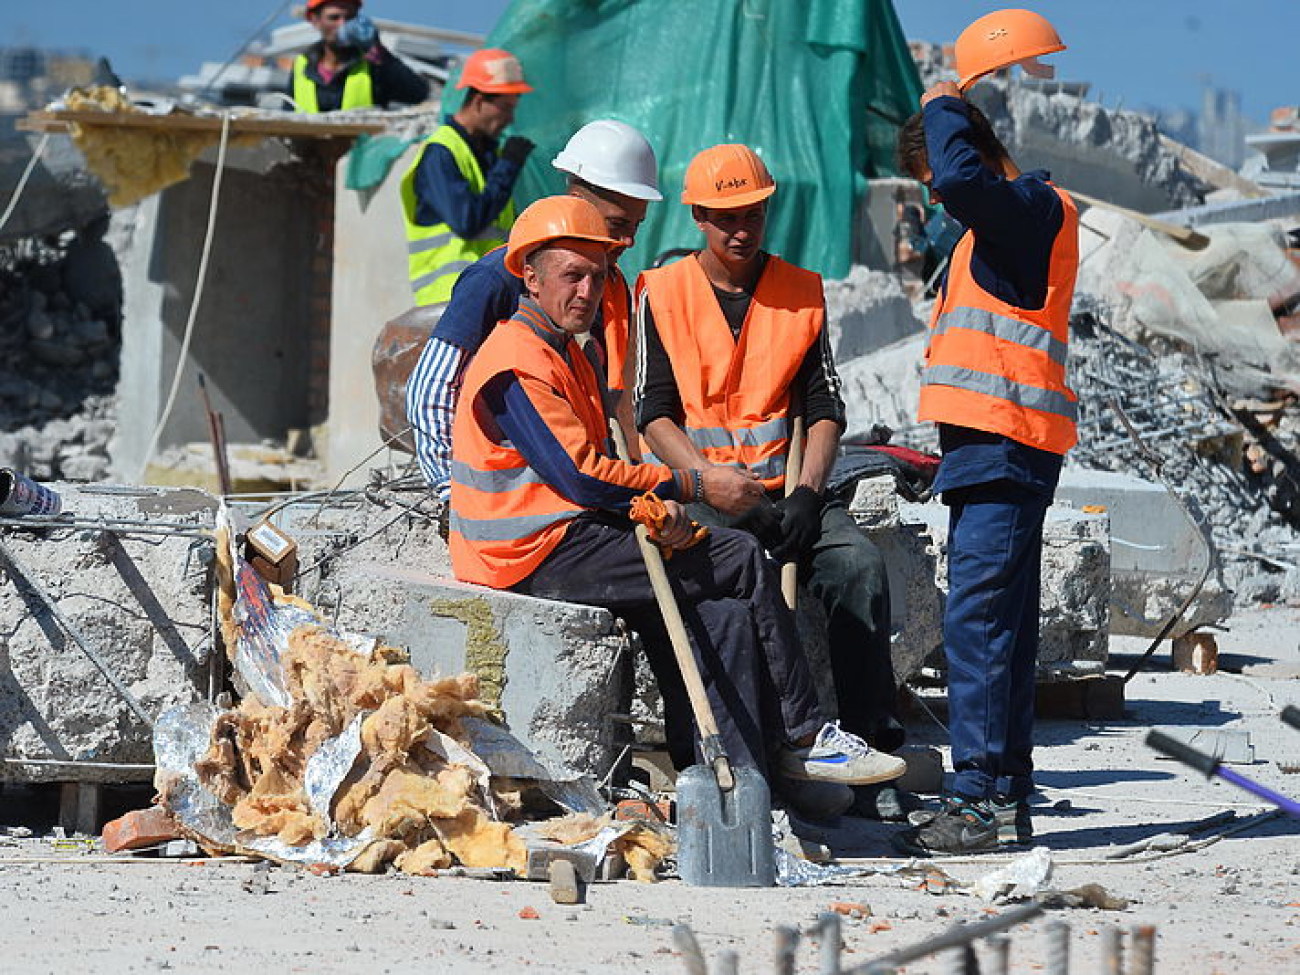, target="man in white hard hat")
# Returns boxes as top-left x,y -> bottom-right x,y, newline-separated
407,119 -> 665,501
